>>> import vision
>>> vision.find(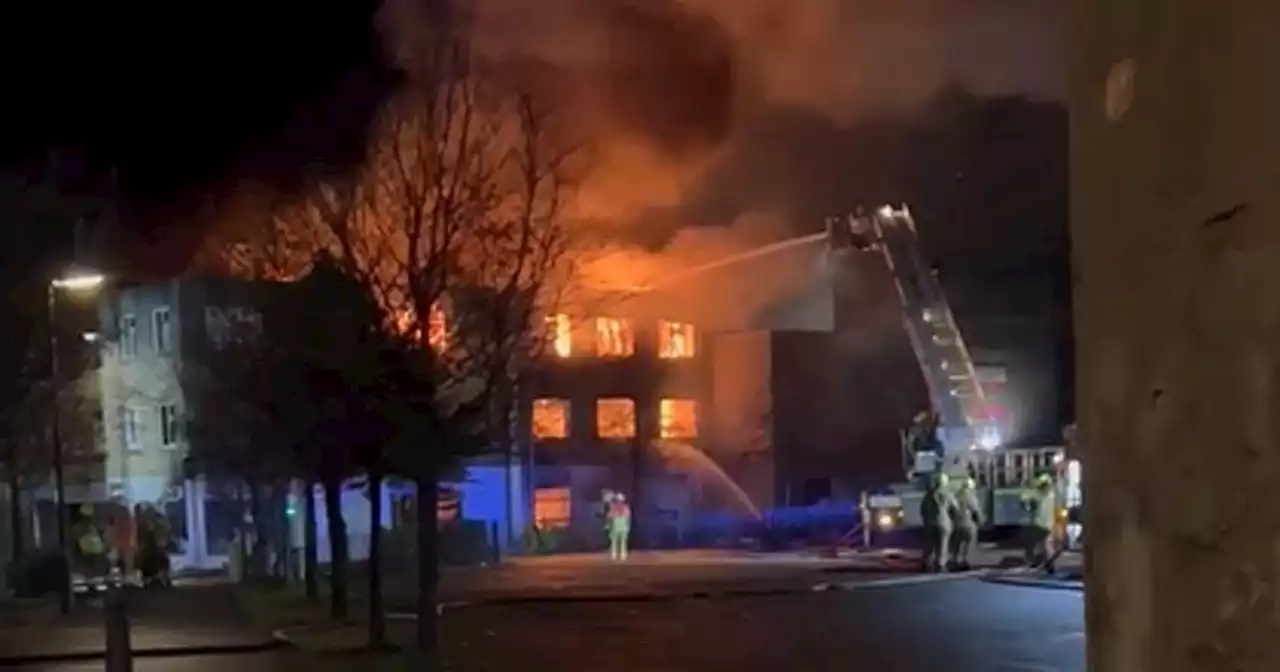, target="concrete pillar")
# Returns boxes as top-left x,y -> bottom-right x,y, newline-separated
1072,1 -> 1280,670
